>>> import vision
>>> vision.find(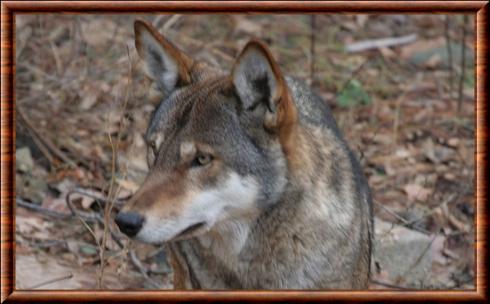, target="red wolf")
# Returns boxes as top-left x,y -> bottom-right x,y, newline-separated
115,20 -> 373,289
